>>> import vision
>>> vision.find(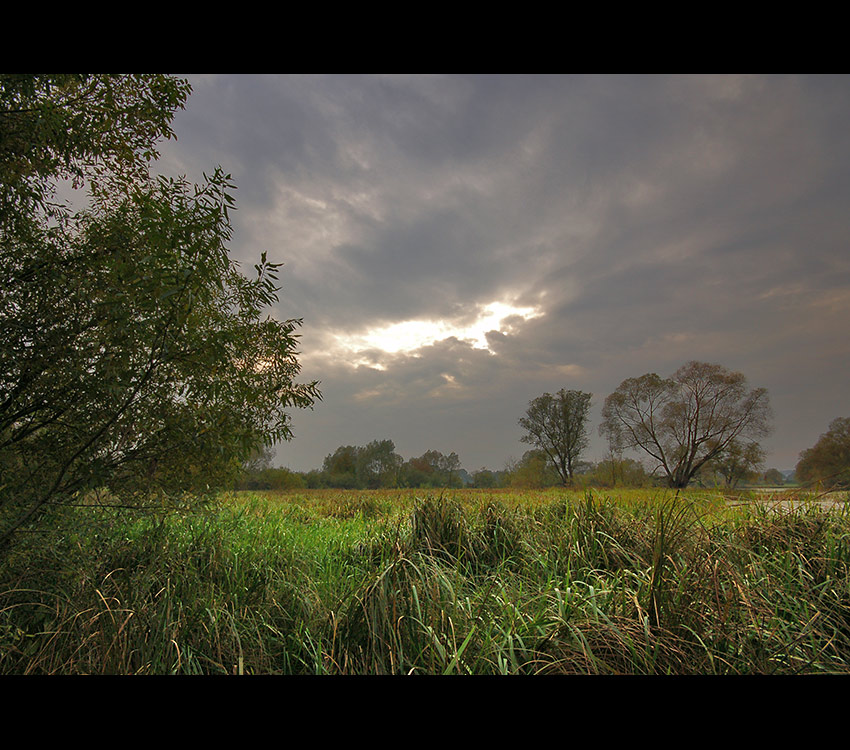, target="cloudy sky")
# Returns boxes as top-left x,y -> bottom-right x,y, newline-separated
155,74 -> 850,474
